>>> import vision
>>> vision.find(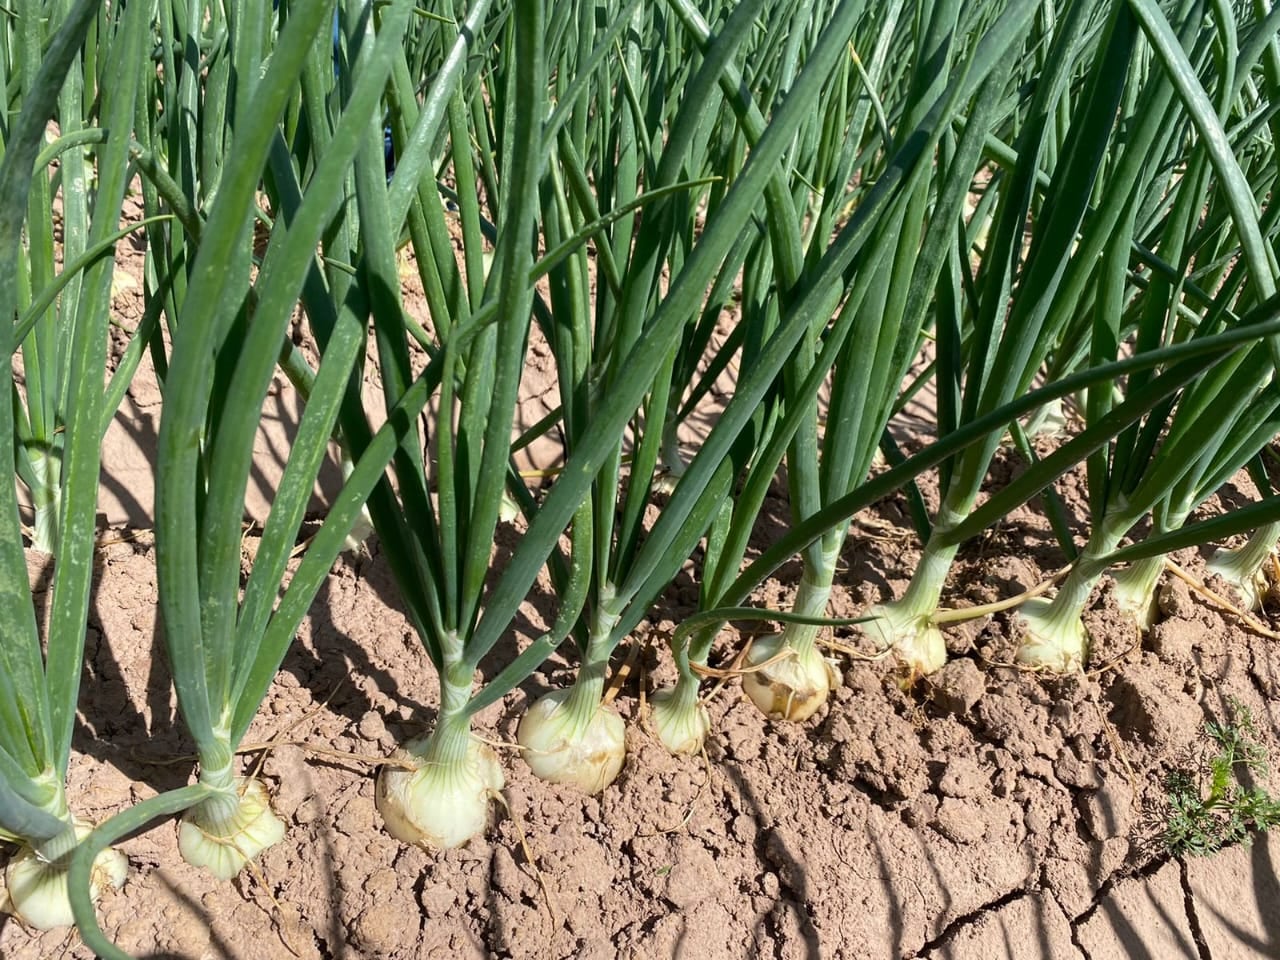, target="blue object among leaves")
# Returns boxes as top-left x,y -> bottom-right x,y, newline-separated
270,1 -> 396,178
